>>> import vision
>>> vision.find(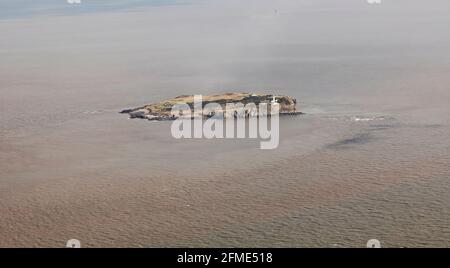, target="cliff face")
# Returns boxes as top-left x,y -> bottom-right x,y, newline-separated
121,93 -> 300,121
